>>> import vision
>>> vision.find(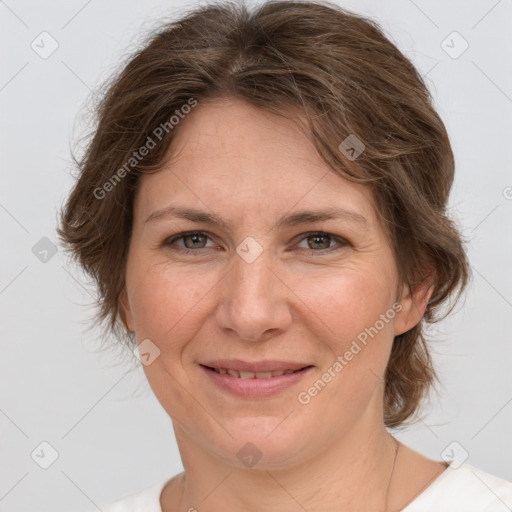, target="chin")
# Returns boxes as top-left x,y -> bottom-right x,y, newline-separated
204,415 -> 317,470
